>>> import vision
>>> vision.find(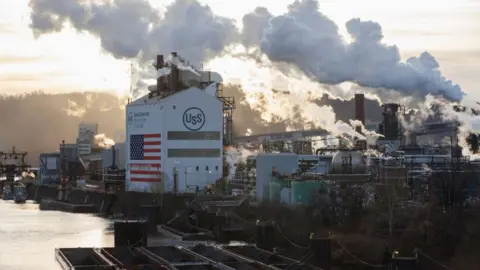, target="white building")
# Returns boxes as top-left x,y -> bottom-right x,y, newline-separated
125,86 -> 224,193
